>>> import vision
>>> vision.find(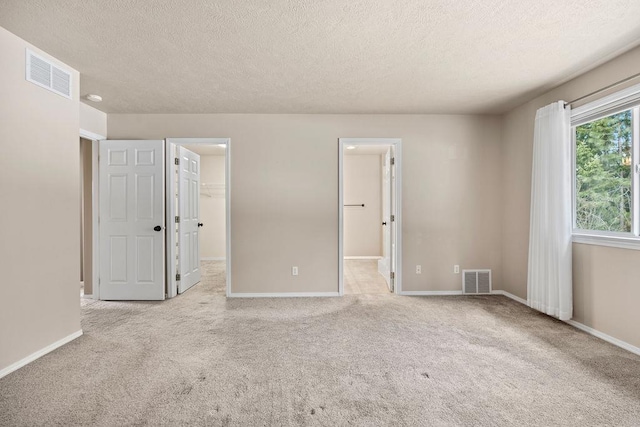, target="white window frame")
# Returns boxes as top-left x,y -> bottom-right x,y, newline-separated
571,81 -> 640,250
